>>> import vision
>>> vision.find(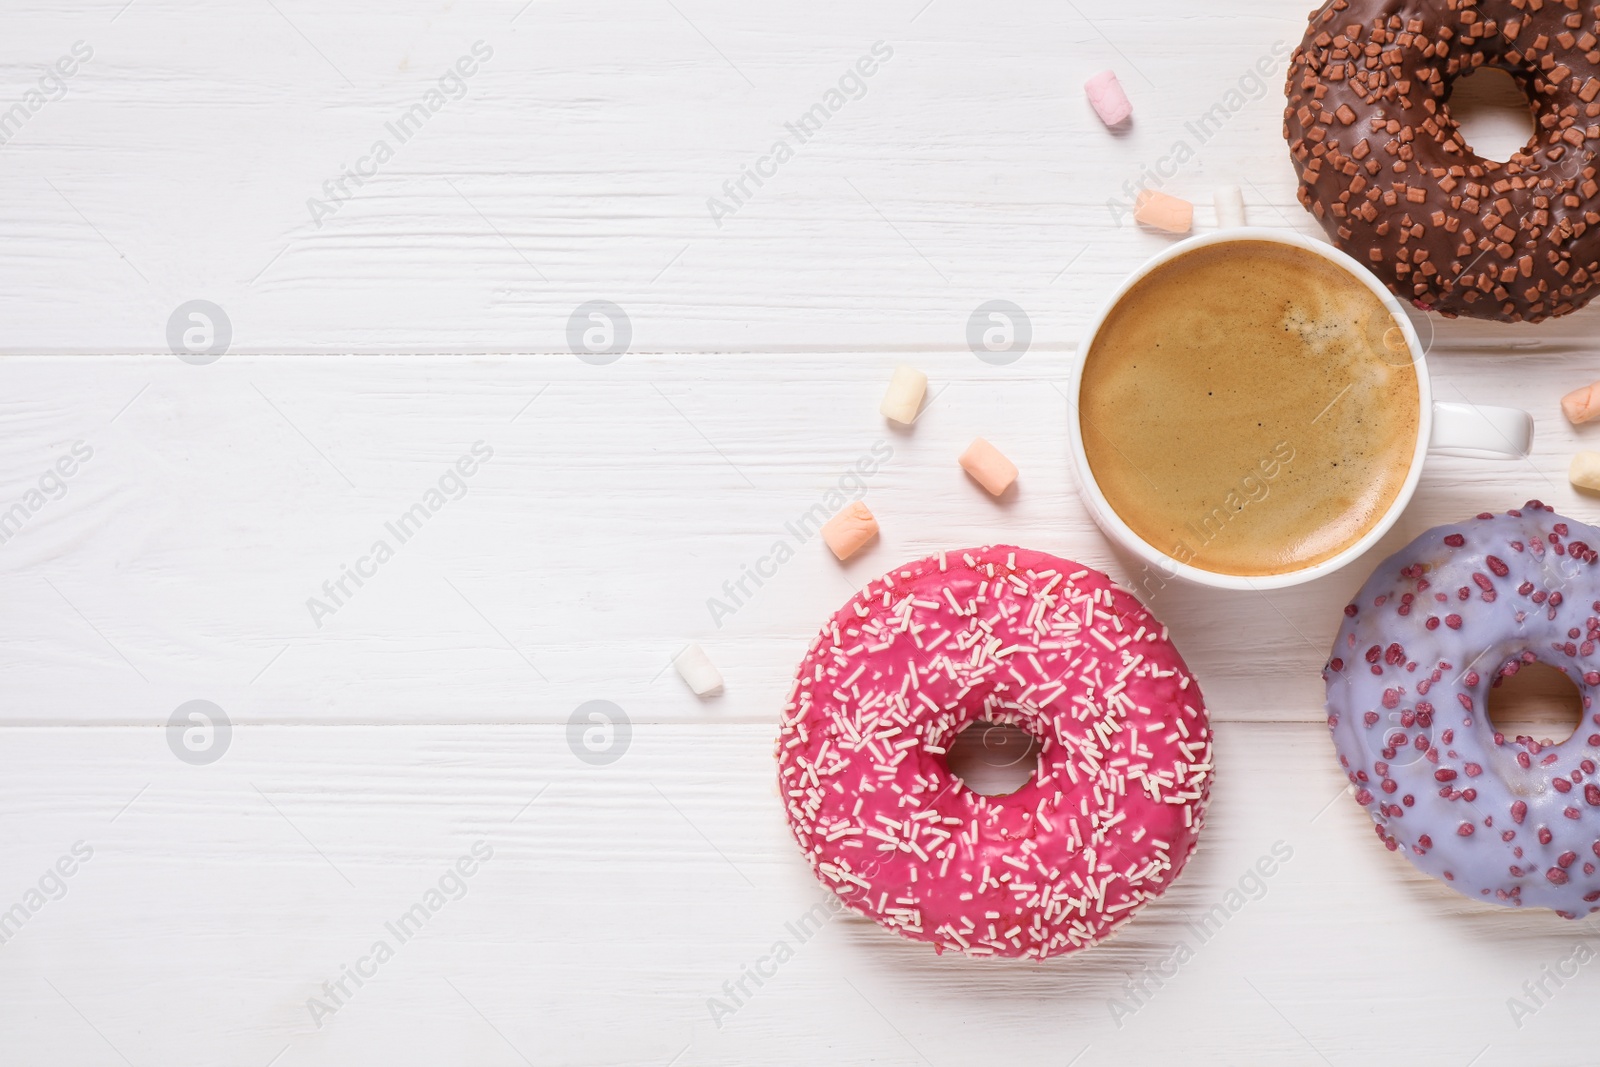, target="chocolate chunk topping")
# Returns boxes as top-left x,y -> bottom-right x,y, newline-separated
1285,0 -> 1600,323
